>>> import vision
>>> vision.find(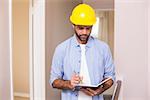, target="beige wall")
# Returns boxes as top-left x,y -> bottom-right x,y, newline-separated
12,0 -> 29,100
83,0 -> 114,10
0,0 -> 12,99
115,0 -> 148,99
45,0 -> 82,99
108,11 -> 114,57
14,97 -> 29,100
